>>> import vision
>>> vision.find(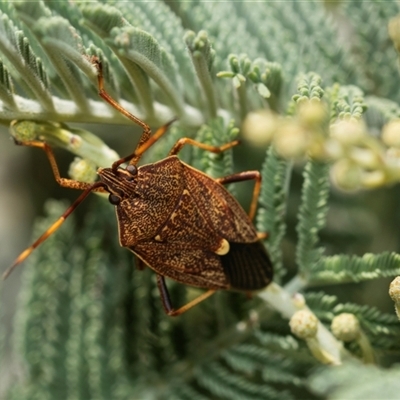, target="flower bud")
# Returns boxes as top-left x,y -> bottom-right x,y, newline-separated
68,157 -> 97,183
389,276 -> 400,320
382,120 -> 400,148
289,310 -> 318,339
389,15 -> 400,53
330,120 -> 365,146
361,170 -> 386,188
10,120 -> 39,142
242,110 -> 277,146
298,100 -> 327,126
331,160 -> 361,191
331,313 -> 360,342
273,122 -> 309,159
